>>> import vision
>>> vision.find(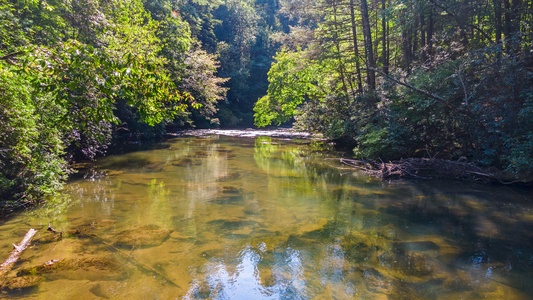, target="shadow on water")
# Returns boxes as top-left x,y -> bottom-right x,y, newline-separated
99,156 -> 164,172
1,133 -> 532,299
